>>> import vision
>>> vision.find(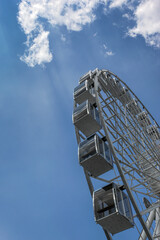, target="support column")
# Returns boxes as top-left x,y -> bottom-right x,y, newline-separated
154,207 -> 160,240
139,210 -> 155,240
